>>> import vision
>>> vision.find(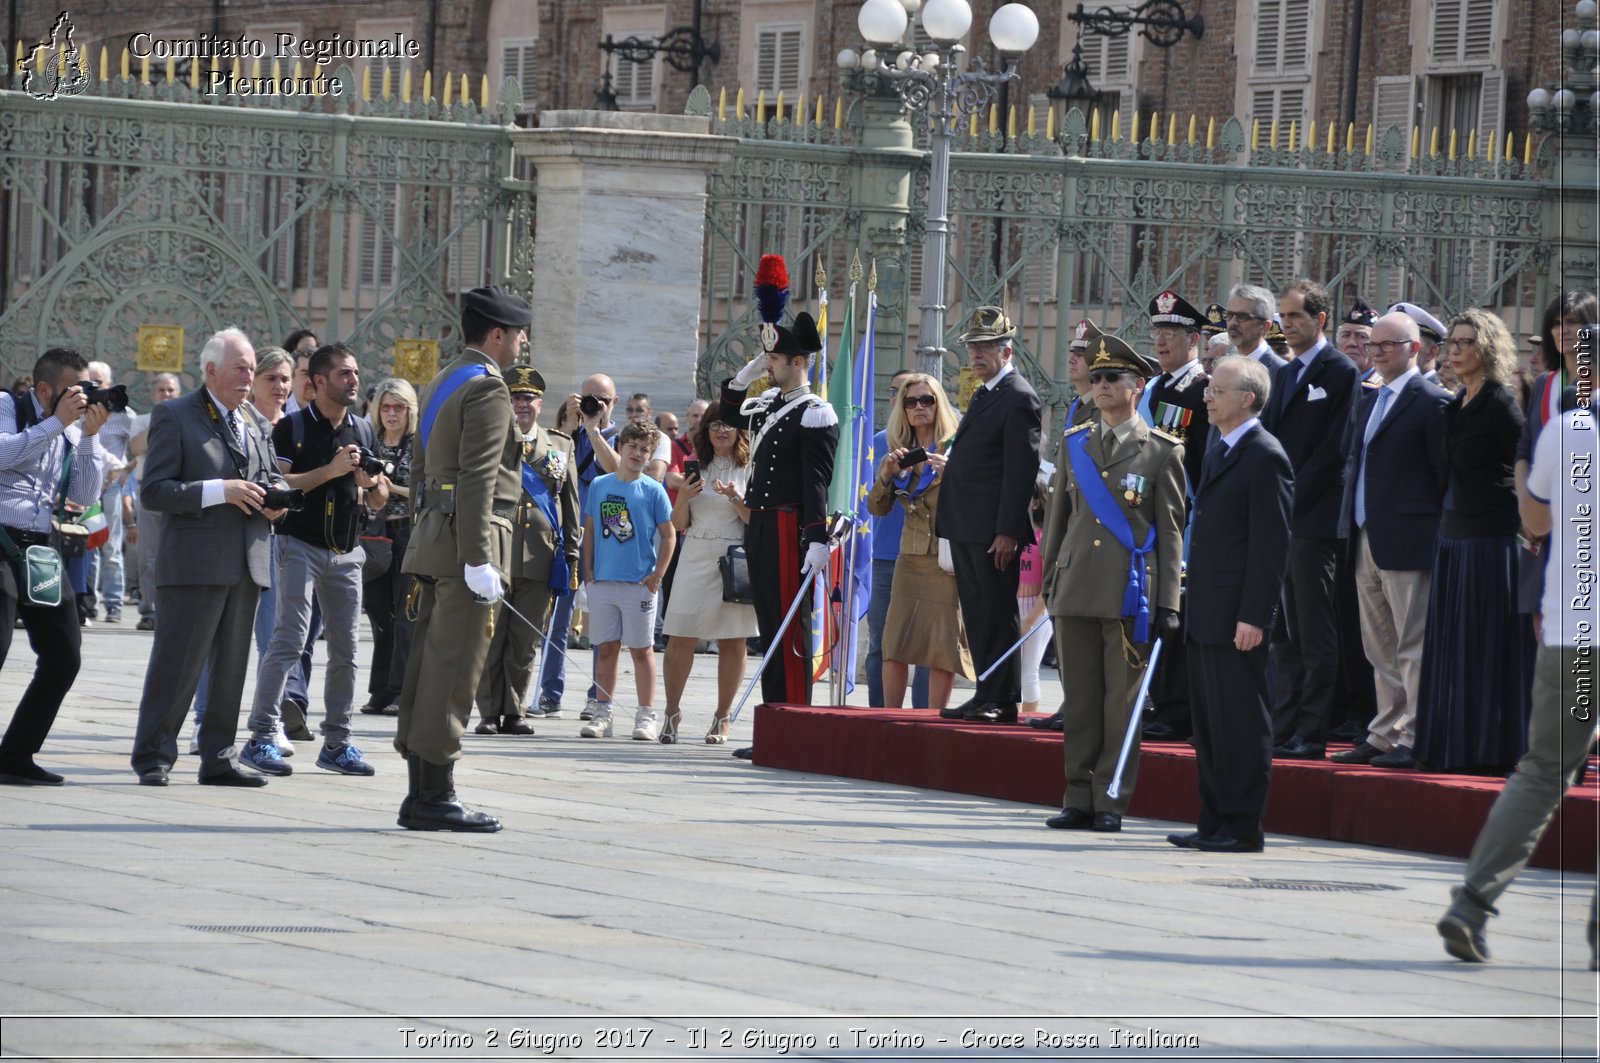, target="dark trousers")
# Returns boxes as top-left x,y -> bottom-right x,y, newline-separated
1147,602 -> 1192,732
1270,536 -> 1343,744
131,578 -> 260,775
0,555 -> 82,764
746,509 -> 811,705
950,538 -> 1022,704
363,520 -> 415,706
1188,639 -> 1274,842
